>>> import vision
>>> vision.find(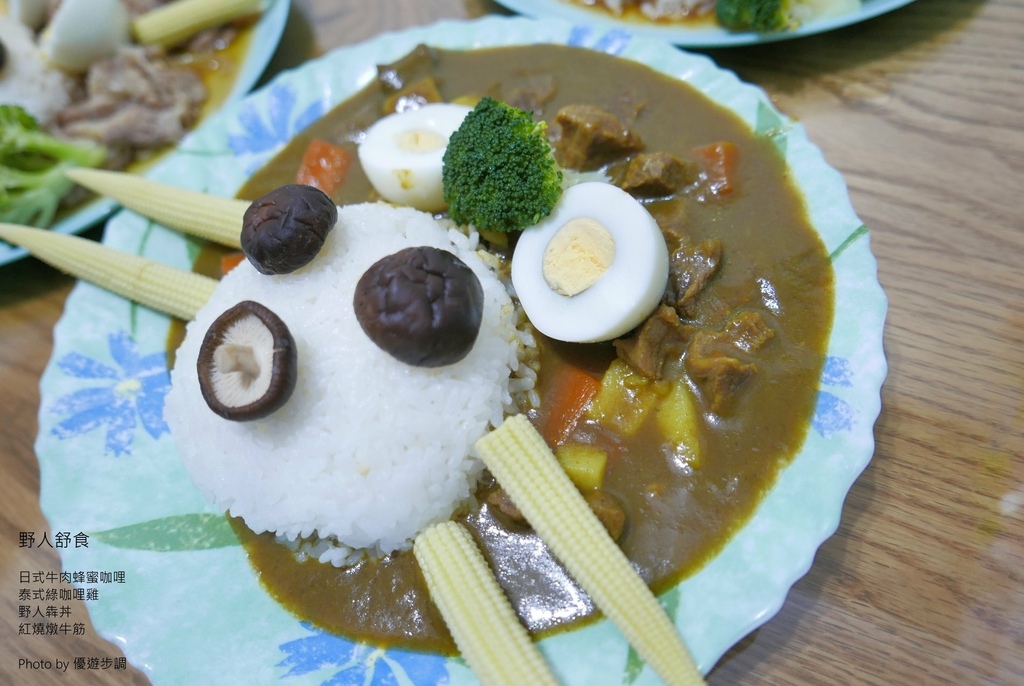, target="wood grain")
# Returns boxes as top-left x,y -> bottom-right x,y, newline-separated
1,0 -> 1020,683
